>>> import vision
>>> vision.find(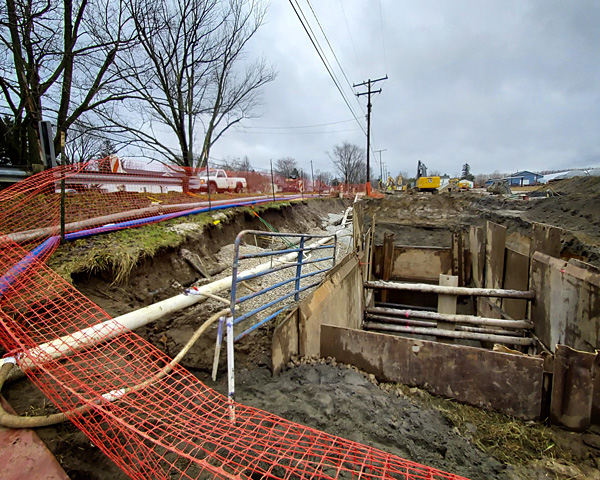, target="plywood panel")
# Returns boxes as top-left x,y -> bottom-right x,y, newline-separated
321,325 -> 544,419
